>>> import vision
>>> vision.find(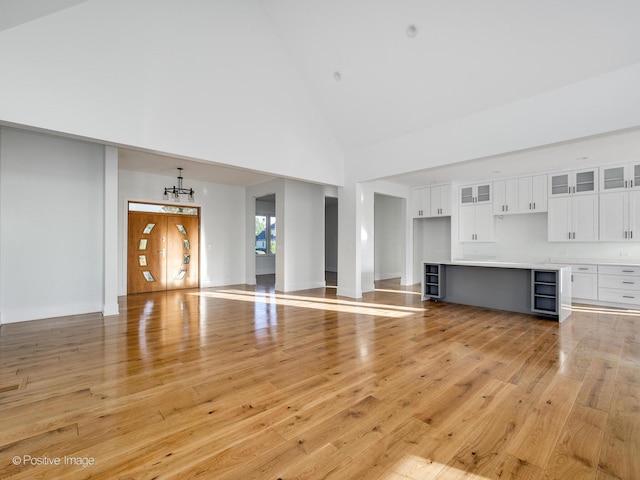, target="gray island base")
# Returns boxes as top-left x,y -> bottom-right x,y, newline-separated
422,261 -> 571,322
